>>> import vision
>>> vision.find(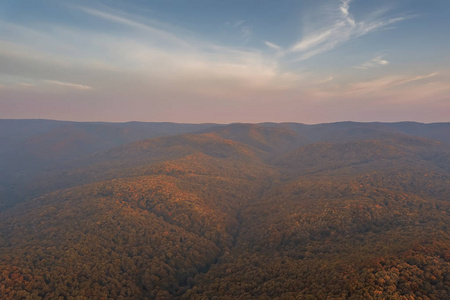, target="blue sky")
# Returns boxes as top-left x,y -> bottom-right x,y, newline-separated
0,0 -> 449,123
